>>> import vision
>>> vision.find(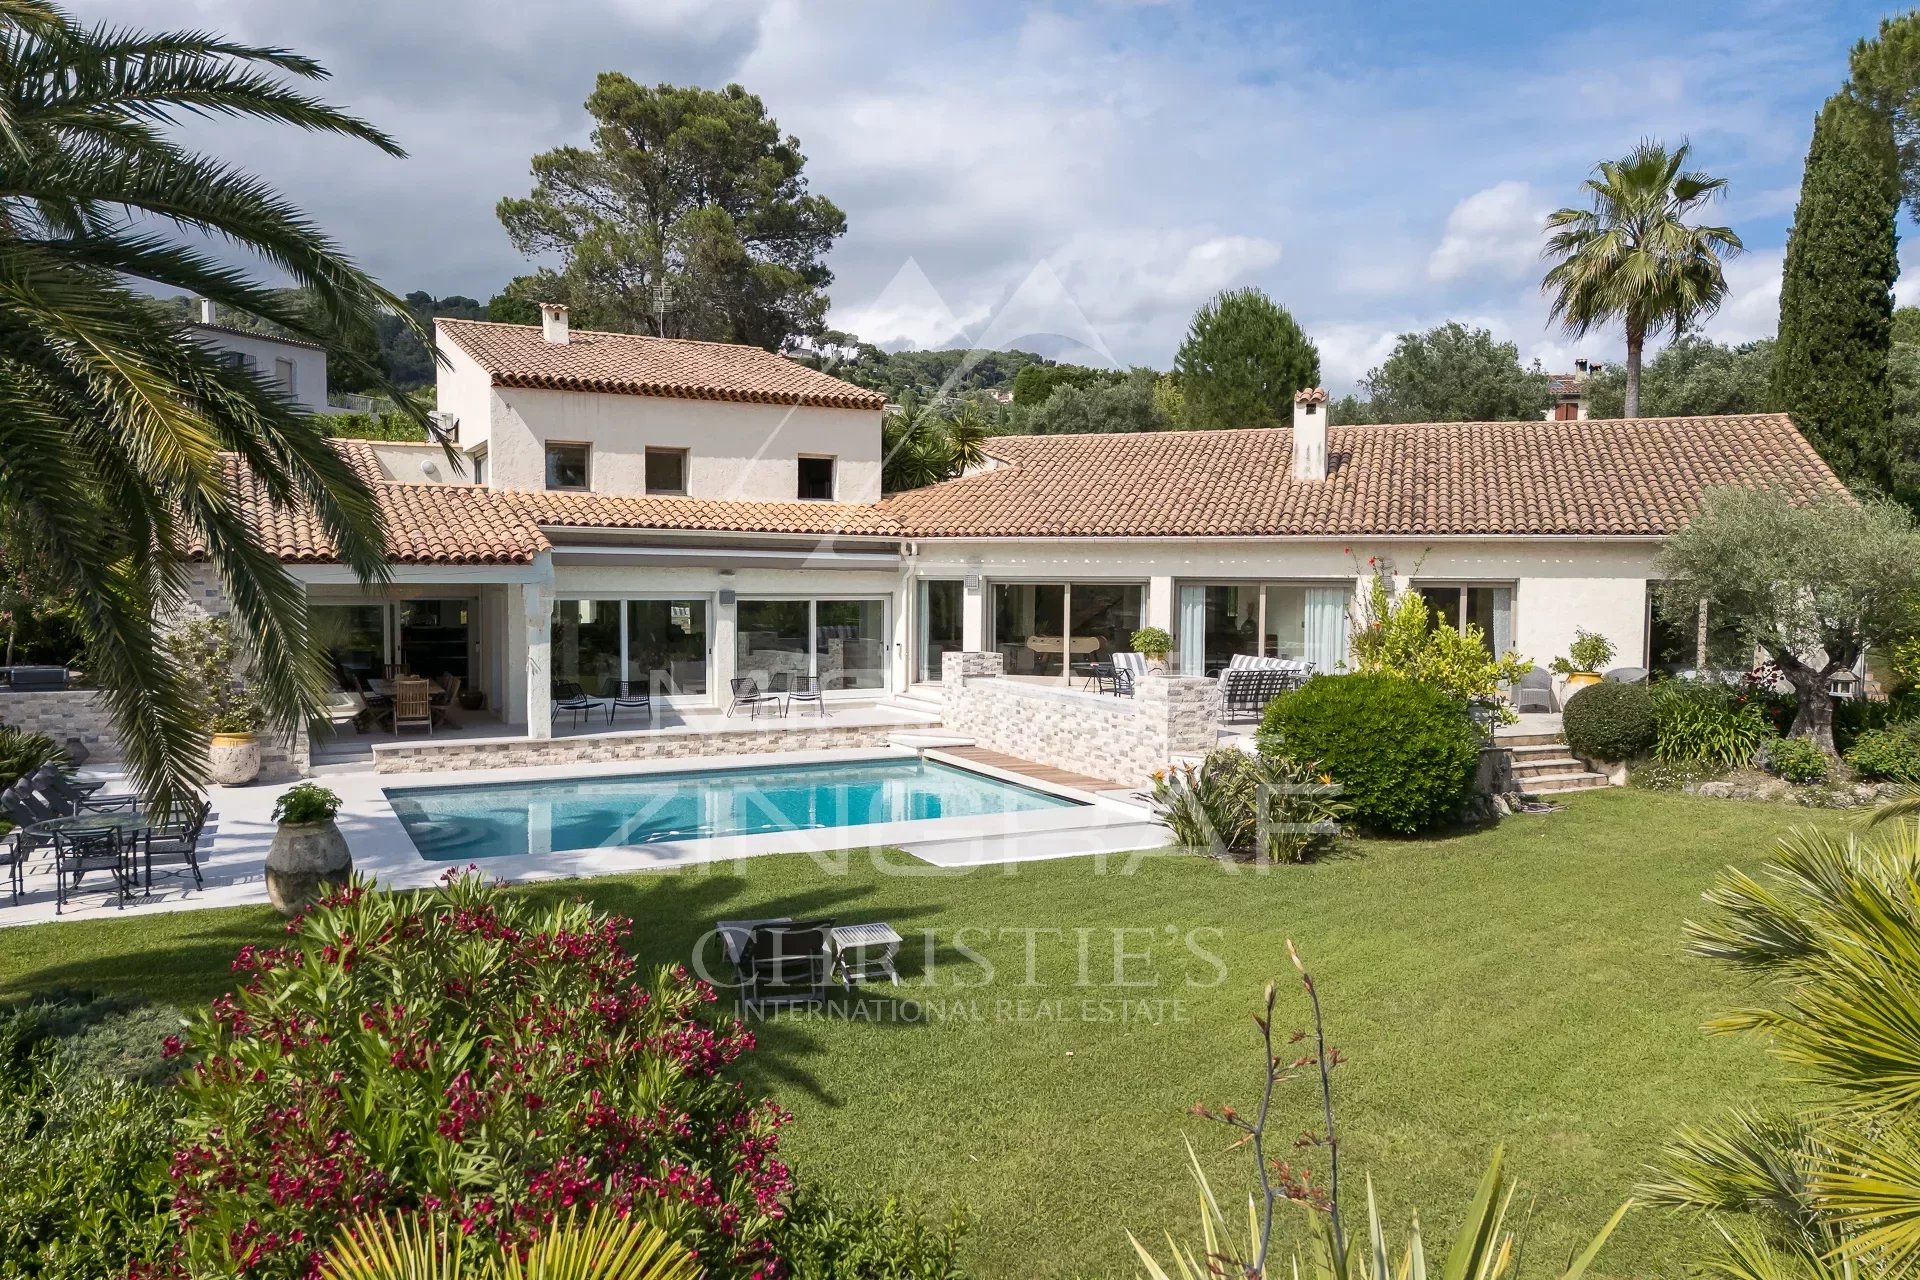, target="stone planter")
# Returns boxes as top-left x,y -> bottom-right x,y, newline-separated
265,819 -> 352,916
207,732 -> 261,786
